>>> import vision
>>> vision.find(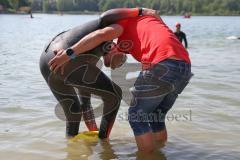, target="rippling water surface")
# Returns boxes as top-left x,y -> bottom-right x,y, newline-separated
0,14 -> 240,160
